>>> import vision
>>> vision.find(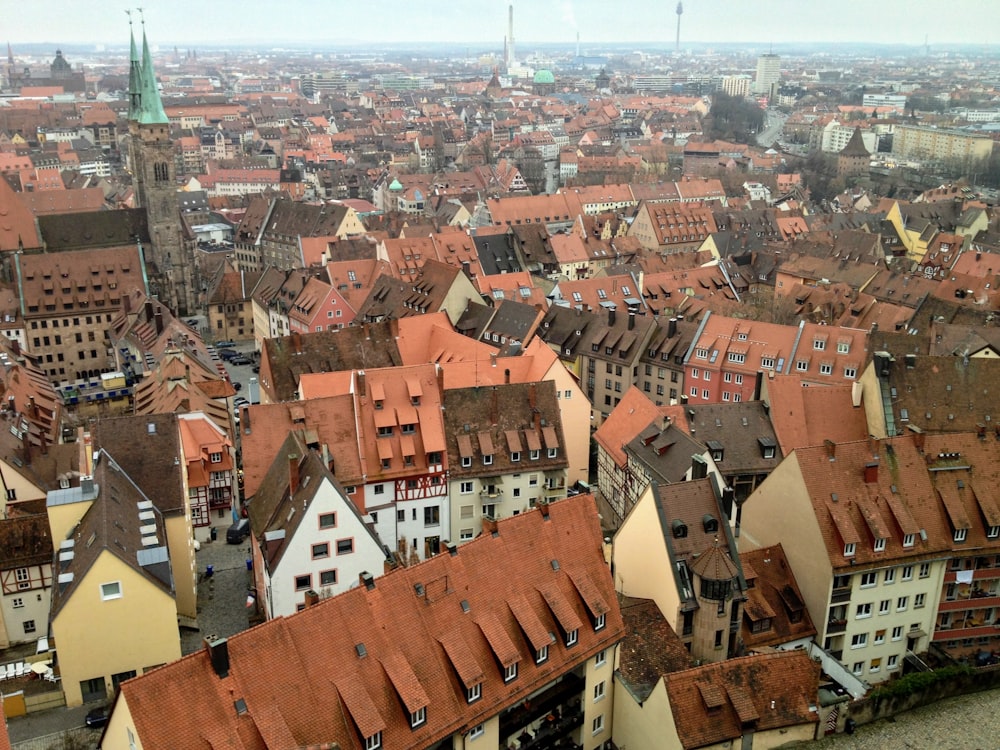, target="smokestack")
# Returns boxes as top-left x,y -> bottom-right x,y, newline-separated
507,4 -> 515,69
628,311 -> 635,330
608,306 -> 616,327
668,317 -> 678,338
288,453 -> 300,494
